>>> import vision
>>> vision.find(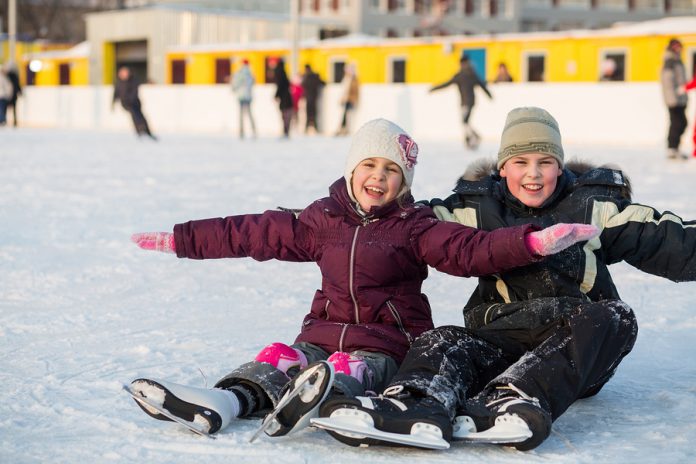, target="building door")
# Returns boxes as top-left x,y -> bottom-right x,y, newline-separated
215,58 -> 232,84
459,48 -> 487,82
115,40 -> 148,83
171,60 -> 186,84
59,63 -> 70,85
